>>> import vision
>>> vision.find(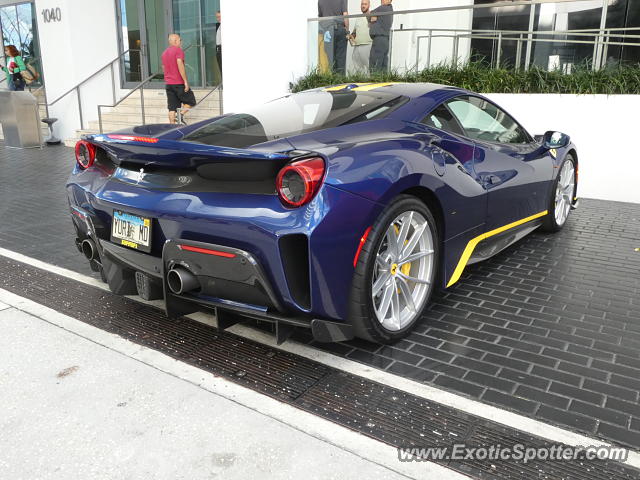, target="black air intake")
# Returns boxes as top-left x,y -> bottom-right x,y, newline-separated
279,234 -> 311,310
